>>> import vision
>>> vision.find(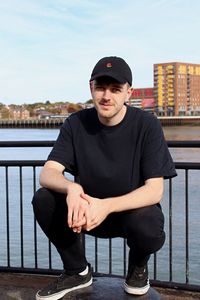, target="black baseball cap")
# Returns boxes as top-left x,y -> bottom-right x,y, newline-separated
90,56 -> 132,86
